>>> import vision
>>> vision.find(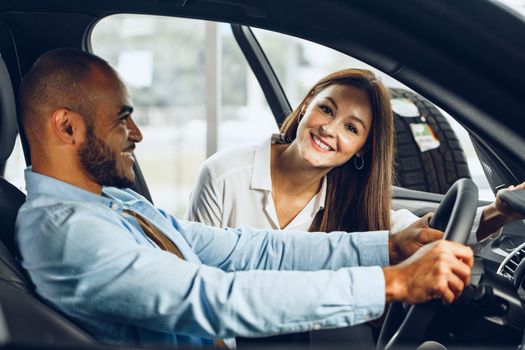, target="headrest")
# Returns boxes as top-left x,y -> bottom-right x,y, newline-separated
0,56 -> 17,162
